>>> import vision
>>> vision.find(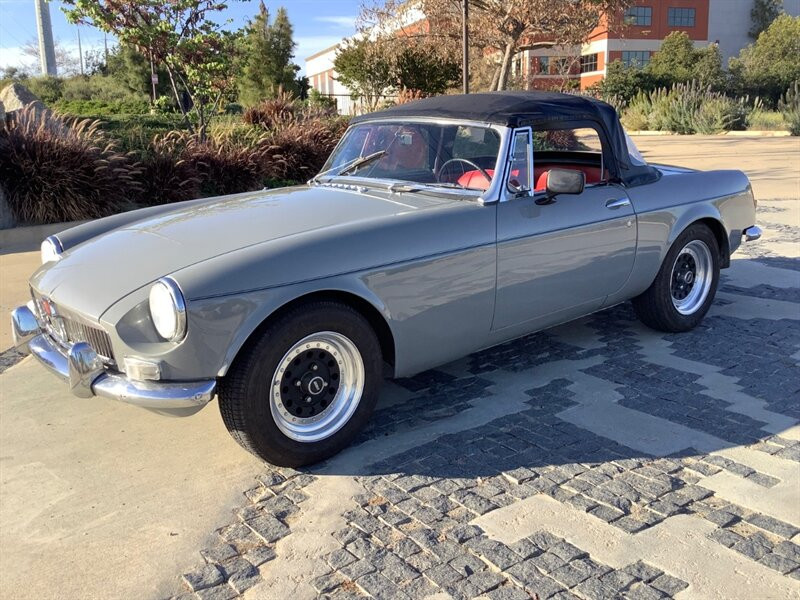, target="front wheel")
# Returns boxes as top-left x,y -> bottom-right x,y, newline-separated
218,302 -> 382,467
632,224 -> 720,333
